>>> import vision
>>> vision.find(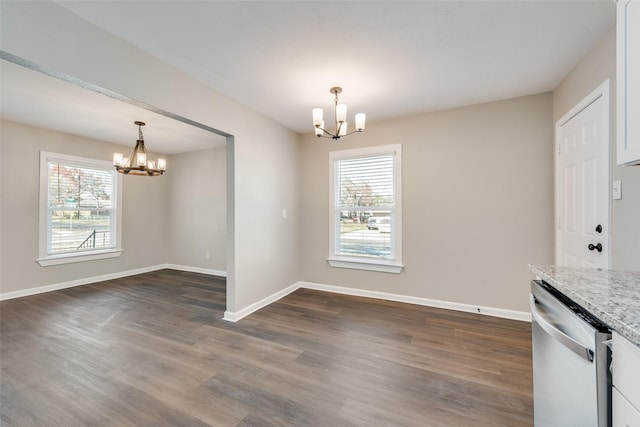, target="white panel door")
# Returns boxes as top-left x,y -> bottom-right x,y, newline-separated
556,81 -> 610,268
